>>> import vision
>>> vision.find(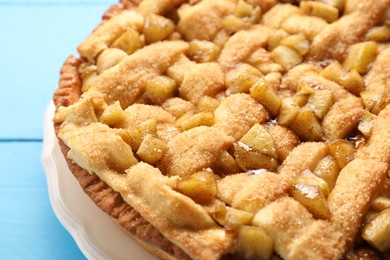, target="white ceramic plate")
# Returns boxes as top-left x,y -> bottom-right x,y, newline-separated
41,102 -> 156,260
